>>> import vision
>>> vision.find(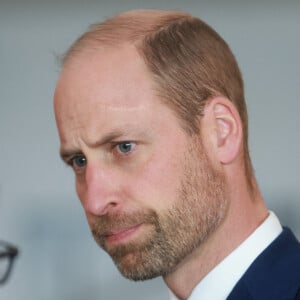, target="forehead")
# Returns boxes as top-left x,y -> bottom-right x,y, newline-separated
55,44 -> 152,109
55,45 -> 152,117
54,44 -> 181,147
